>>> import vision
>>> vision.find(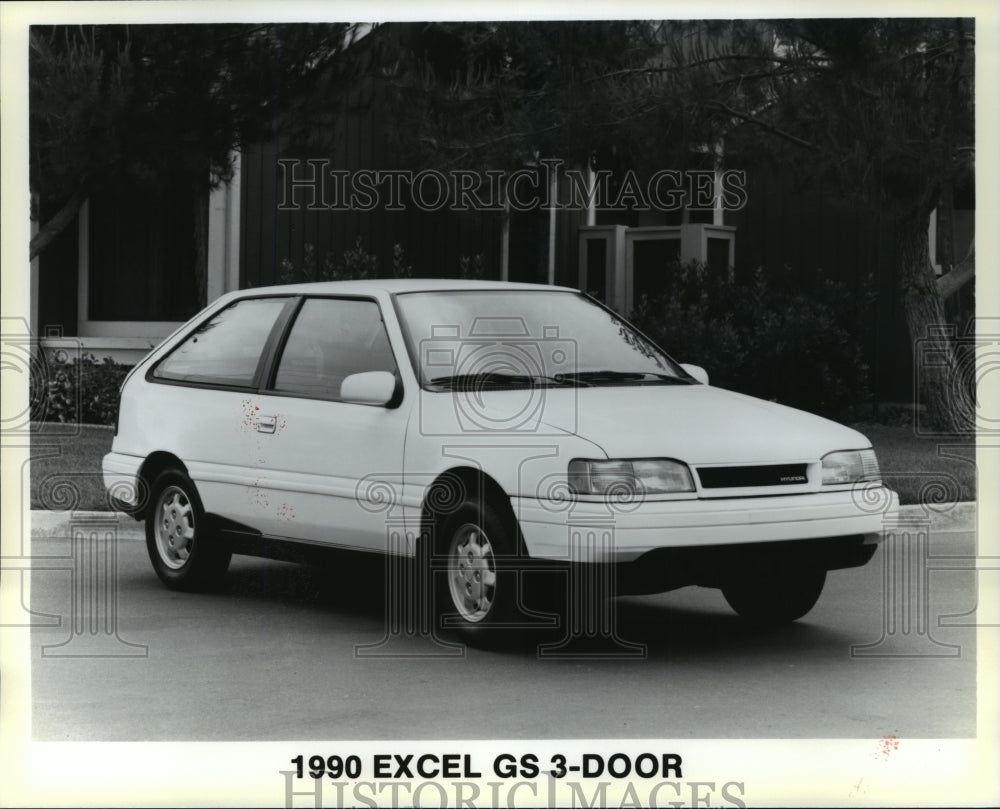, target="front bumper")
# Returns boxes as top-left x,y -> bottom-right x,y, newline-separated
513,486 -> 898,562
